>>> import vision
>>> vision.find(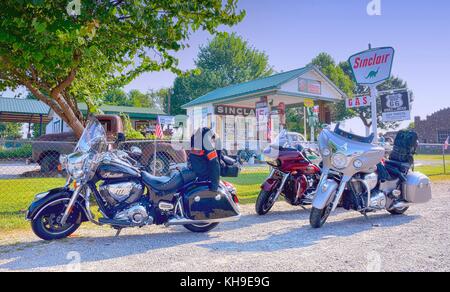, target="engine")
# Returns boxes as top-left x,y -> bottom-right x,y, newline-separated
99,181 -> 152,225
347,173 -> 387,210
99,180 -> 144,207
